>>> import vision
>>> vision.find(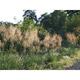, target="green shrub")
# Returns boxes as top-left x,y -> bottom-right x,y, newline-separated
0,51 -> 23,69
22,50 -> 62,69
38,26 -> 48,40
60,47 -> 76,56
0,47 -> 79,70
21,19 -> 36,32
66,15 -> 80,32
